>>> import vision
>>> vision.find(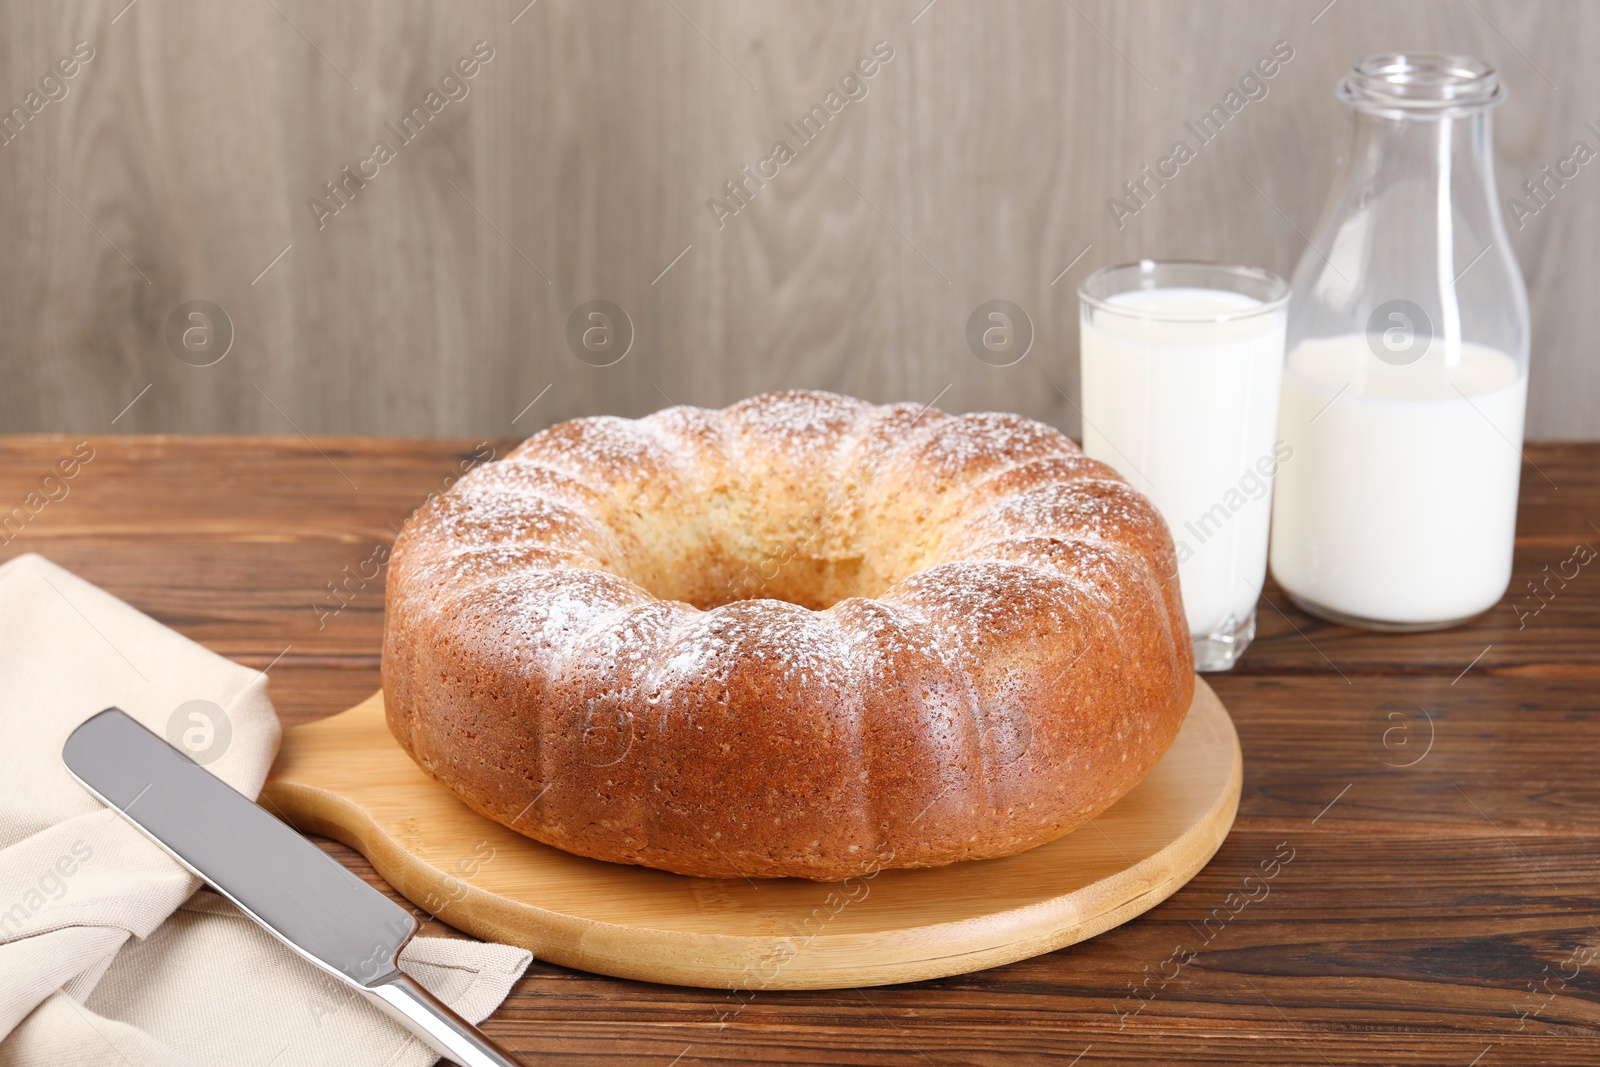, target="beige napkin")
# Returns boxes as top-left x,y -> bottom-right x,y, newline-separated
0,554 -> 531,1067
